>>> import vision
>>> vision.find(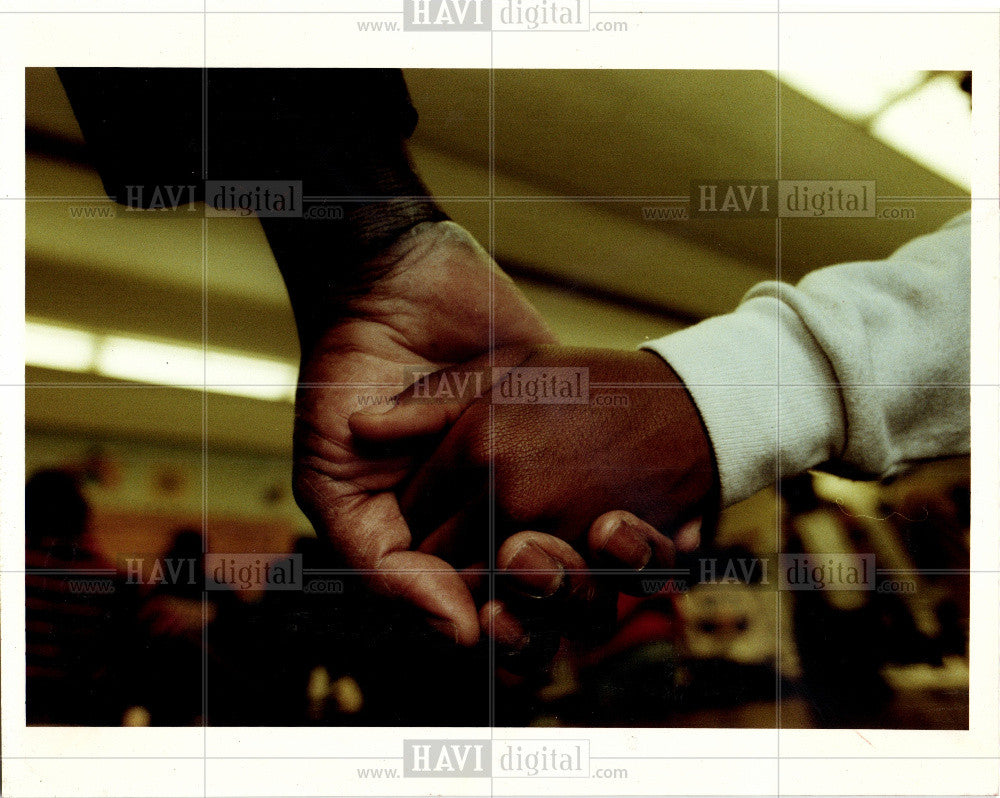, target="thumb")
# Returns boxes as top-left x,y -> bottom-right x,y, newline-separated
348,346 -> 532,442
347,366 -> 480,441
